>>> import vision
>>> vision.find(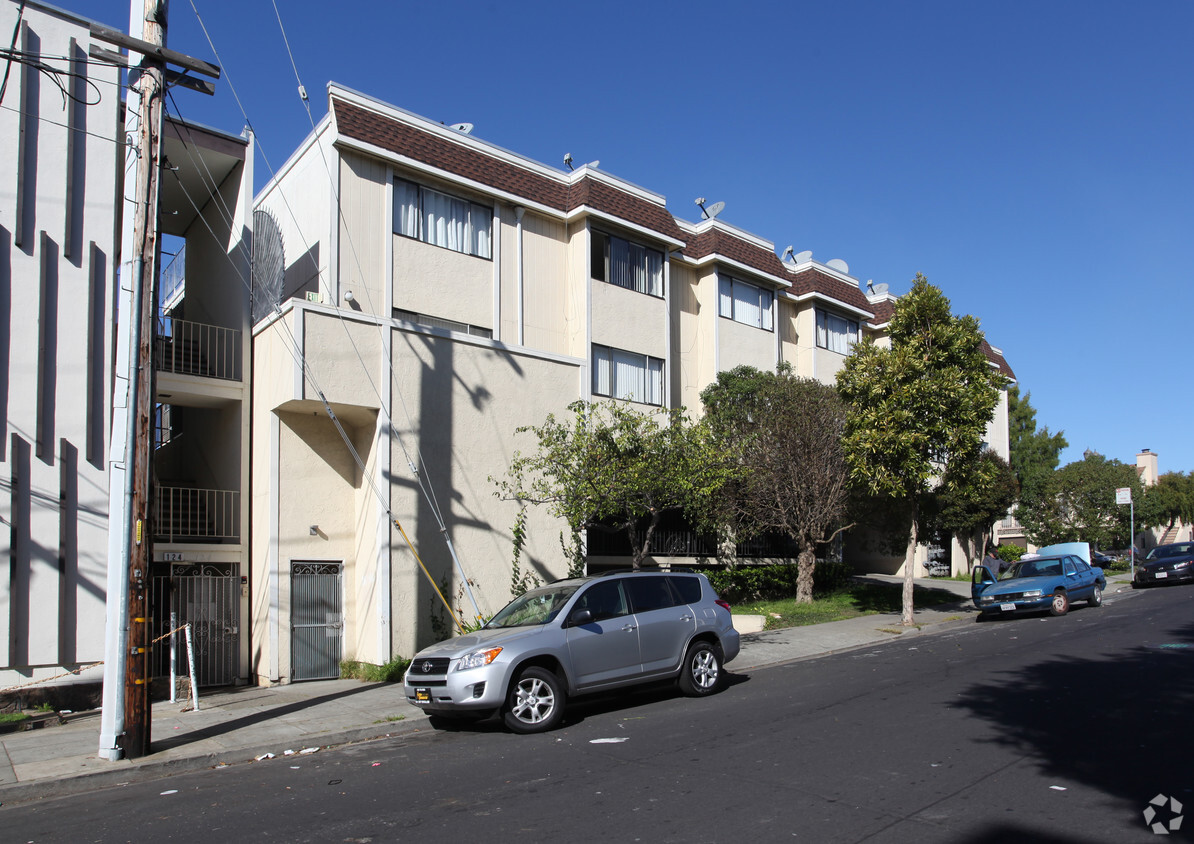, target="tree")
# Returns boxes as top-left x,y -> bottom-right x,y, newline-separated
1016,453 -> 1143,549
493,400 -> 729,570
1007,385 -> 1069,503
701,366 -> 852,603
837,275 -> 1006,625
931,451 -> 1019,572
1140,472 -> 1193,536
